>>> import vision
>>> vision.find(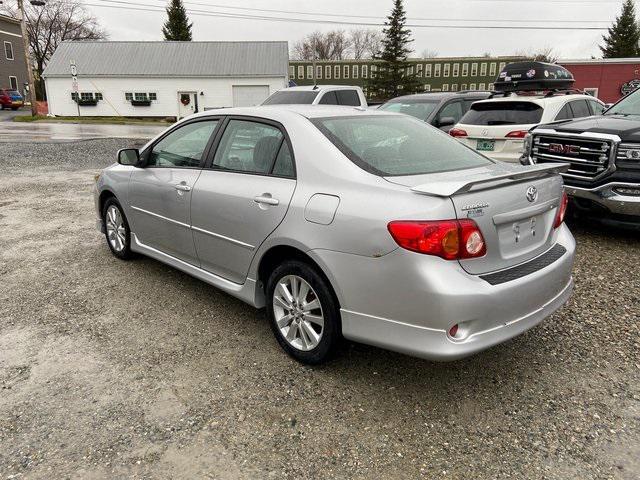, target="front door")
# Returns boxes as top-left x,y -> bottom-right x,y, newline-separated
178,92 -> 198,119
190,118 -> 297,283
128,119 -> 220,265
